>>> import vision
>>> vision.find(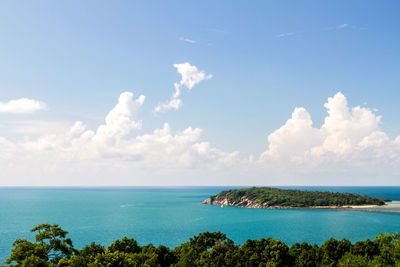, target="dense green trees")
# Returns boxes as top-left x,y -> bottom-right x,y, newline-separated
5,224 -> 76,266
210,187 -> 389,207
4,224 -> 400,266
